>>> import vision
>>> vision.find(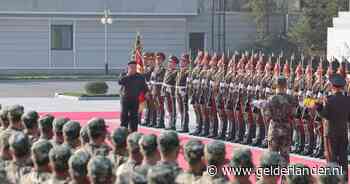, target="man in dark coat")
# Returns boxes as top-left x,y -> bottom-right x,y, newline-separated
314,73 -> 350,182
